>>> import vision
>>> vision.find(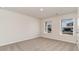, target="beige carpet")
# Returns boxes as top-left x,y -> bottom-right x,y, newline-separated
0,37 -> 78,51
